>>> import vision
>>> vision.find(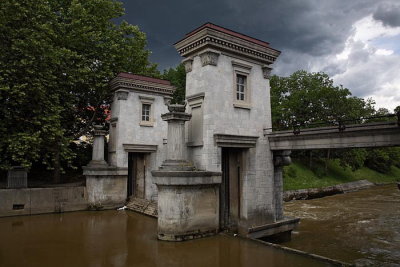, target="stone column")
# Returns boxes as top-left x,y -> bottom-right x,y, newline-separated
89,125 -> 107,166
273,150 -> 291,221
160,104 -> 192,170
152,103 -> 222,241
